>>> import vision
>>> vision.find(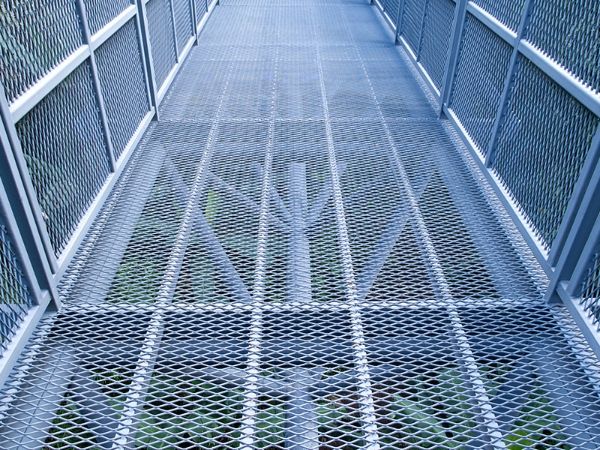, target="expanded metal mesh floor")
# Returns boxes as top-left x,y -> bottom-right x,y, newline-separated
2,0 -> 600,448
